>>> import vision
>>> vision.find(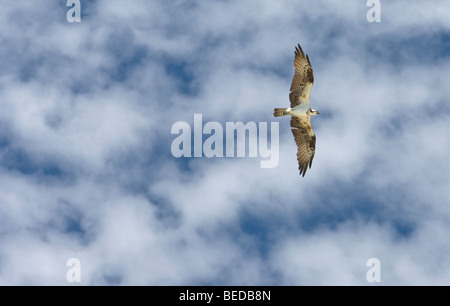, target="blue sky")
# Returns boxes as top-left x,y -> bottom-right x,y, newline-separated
0,0 -> 450,285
